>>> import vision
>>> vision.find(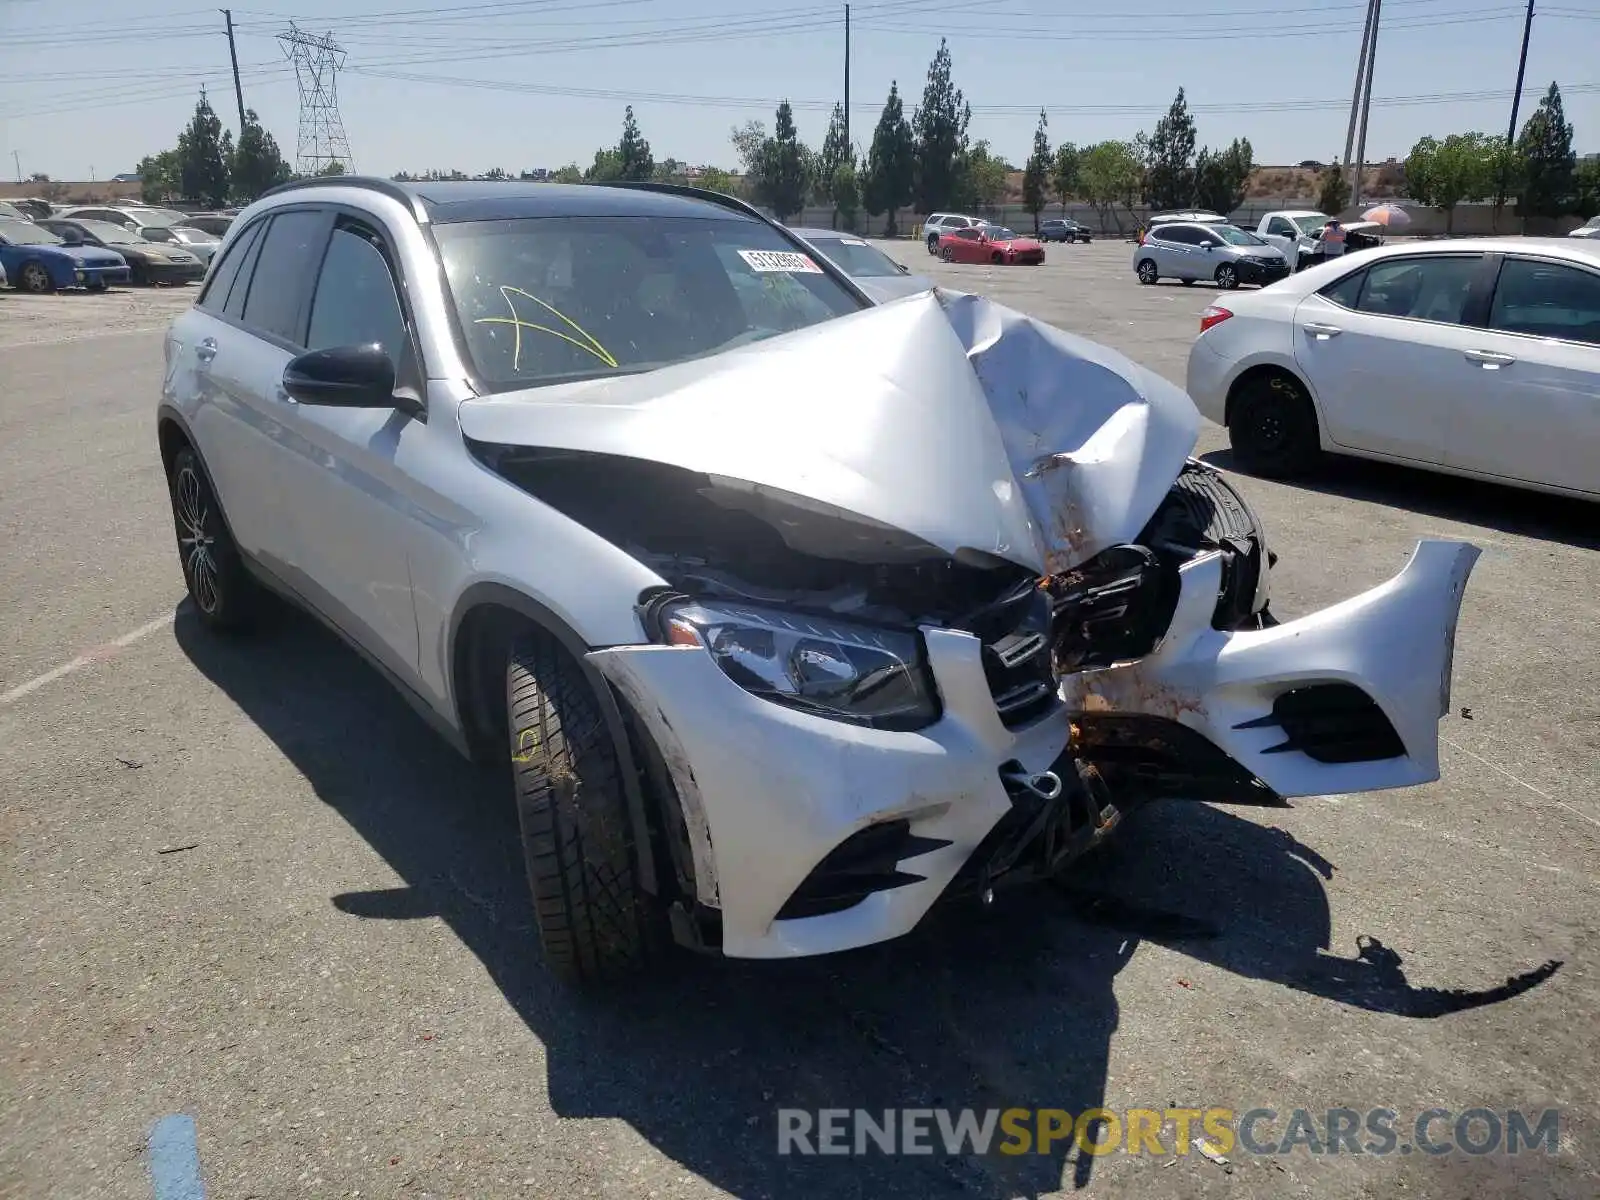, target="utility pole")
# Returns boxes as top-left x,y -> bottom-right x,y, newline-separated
838,4 -> 851,152
1496,0 -> 1535,229
222,9 -> 248,134
1340,0 -> 1377,197
1351,0 -> 1383,211
11,151 -> 19,183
